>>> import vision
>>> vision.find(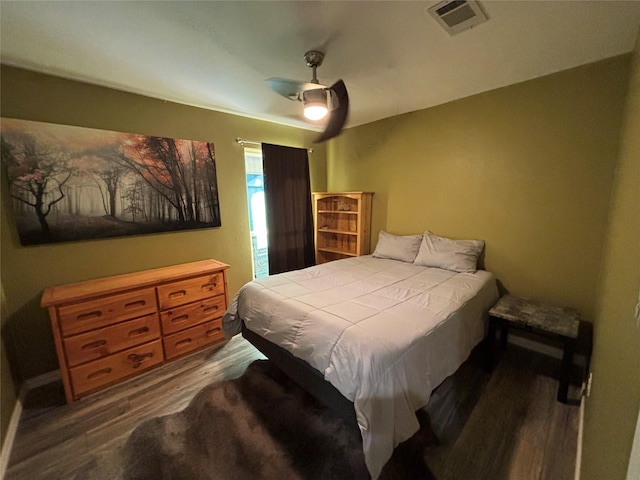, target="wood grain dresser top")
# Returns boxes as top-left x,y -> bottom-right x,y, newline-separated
41,259 -> 229,307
